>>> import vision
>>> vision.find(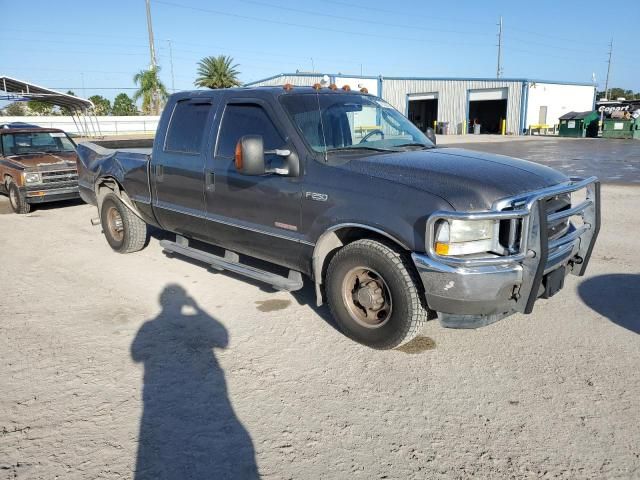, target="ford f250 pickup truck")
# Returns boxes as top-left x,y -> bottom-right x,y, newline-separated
76,85 -> 600,349
1,123 -> 80,214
